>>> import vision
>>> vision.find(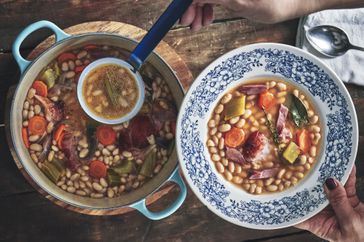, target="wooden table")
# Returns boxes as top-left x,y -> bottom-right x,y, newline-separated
0,1 -> 363,241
